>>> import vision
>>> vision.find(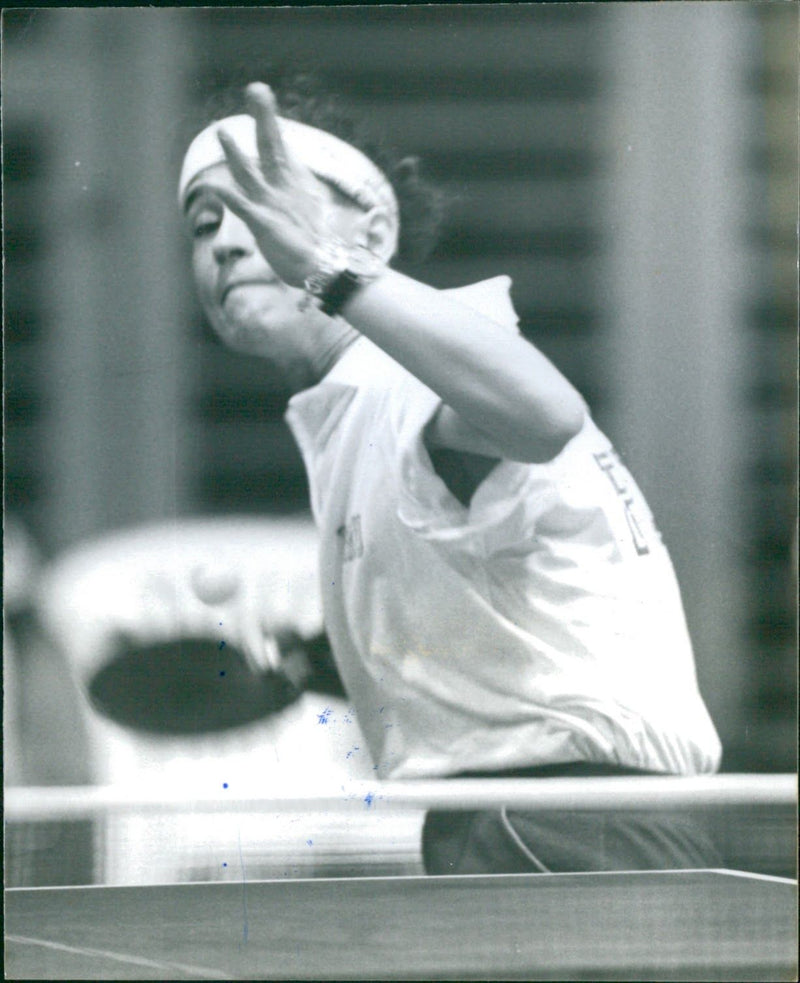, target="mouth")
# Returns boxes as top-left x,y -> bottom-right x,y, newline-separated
219,278 -> 280,305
